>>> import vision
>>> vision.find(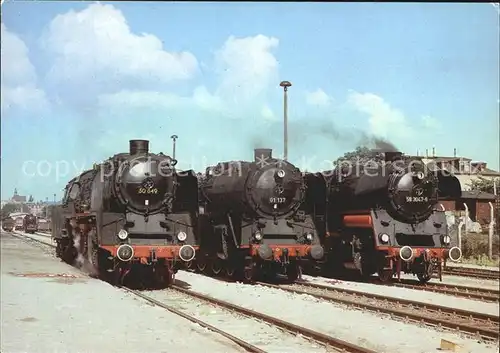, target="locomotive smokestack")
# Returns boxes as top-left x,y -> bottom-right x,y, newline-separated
453,148 -> 457,157
426,149 -> 429,158
384,151 -> 403,162
254,148 -> 272,163
432,146 -> 435,157
129,140 -> 149,155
